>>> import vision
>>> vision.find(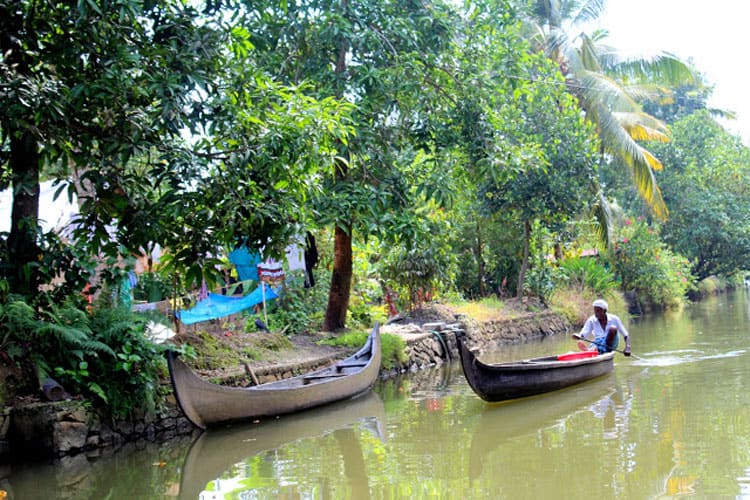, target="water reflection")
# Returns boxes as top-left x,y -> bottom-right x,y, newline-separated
1,434 -> 196,499
468,374 -> 619,479
177,391 -> 386,499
